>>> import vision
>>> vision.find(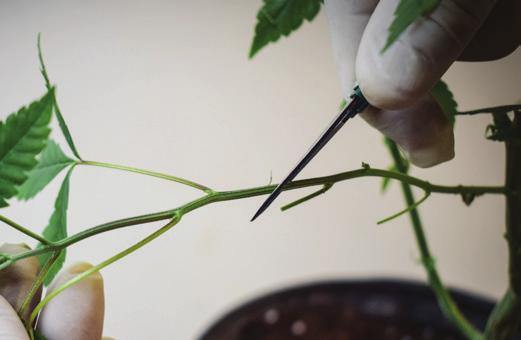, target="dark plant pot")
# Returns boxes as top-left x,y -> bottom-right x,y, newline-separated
200,279 -> 520,340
